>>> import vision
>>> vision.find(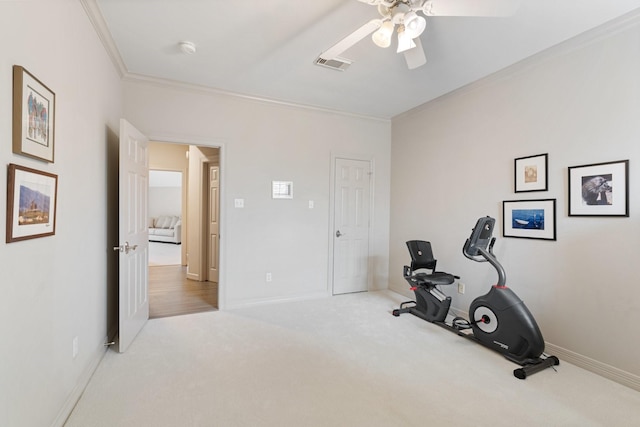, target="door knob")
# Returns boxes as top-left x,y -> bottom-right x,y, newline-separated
336,230 -> 342,238
113,241 -> 138,254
